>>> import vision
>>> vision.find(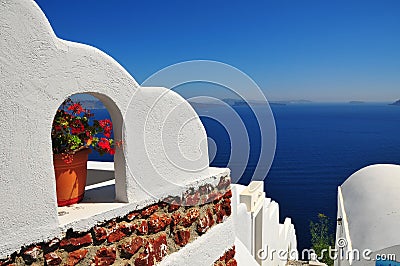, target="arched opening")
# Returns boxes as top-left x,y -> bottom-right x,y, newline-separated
51,93 -> 127,215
